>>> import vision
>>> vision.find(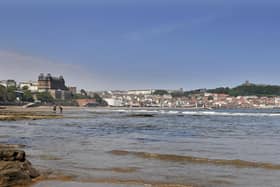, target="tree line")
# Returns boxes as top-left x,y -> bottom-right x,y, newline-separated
152,83 -> 280,98
207,84 -> 280,97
